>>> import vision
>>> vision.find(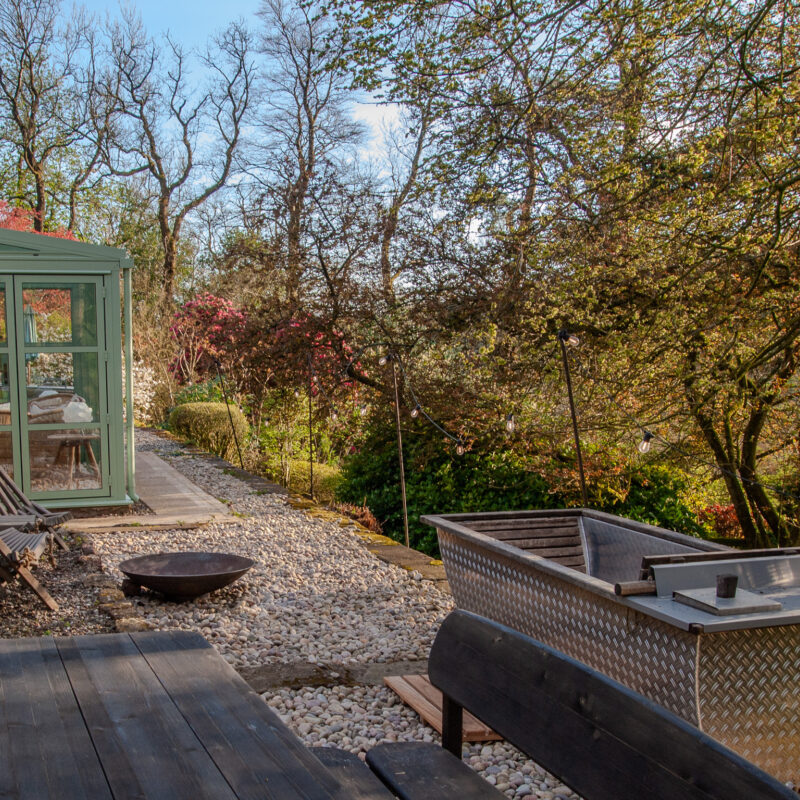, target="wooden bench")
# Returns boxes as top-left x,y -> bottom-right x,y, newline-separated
365,610 -> 796,800
464,515 -> 586,572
